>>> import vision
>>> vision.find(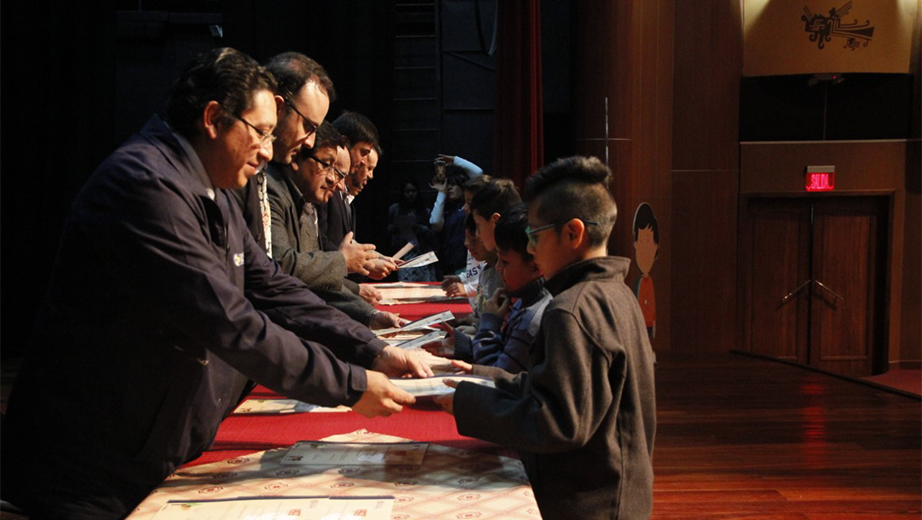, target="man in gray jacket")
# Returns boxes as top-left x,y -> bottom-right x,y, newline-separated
267,122 -> 401,328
